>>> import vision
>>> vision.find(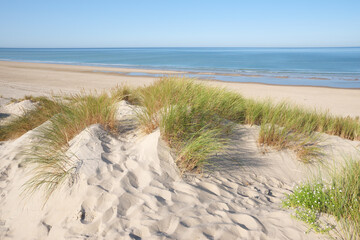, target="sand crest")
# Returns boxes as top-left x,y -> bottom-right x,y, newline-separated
0,100 -> 37,116
0,100 -> 38,125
